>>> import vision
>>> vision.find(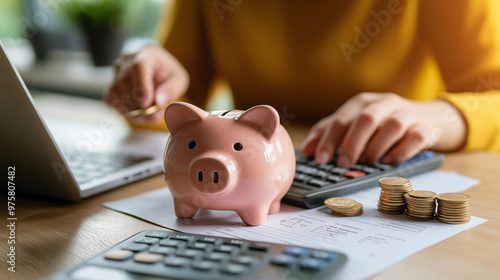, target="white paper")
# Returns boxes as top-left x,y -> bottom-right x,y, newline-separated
104,171 -> 487,280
